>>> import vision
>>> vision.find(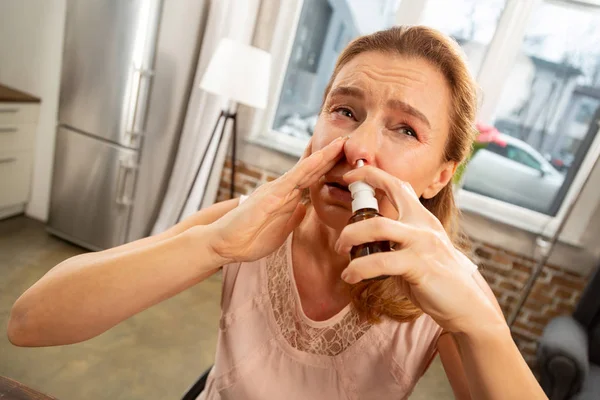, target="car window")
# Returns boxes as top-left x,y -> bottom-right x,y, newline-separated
506,145 -> 541,170
485,143 -> 508,157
